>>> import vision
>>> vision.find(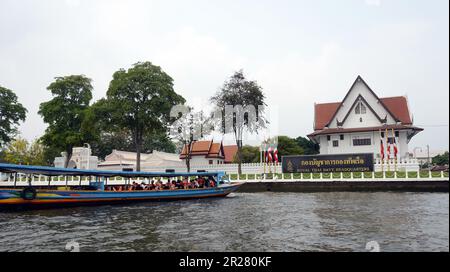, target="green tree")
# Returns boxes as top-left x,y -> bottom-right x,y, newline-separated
432,152 -> 449,166
211,70 -> 267,174
296,136 -> 319,155
105,62 -> 185,171
3,138 -> 28,164
0,86 -> 27,149
3,138 -> 46,165
38,75 -> 95,168
276,136 -> 304,158
234,145 -> 260,163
